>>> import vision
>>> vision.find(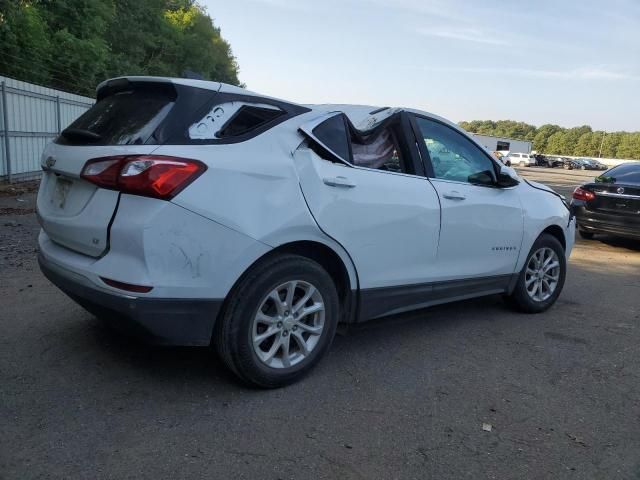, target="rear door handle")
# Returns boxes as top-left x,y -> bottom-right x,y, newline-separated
323,176 -> 356,188
442,190 -> 466,200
